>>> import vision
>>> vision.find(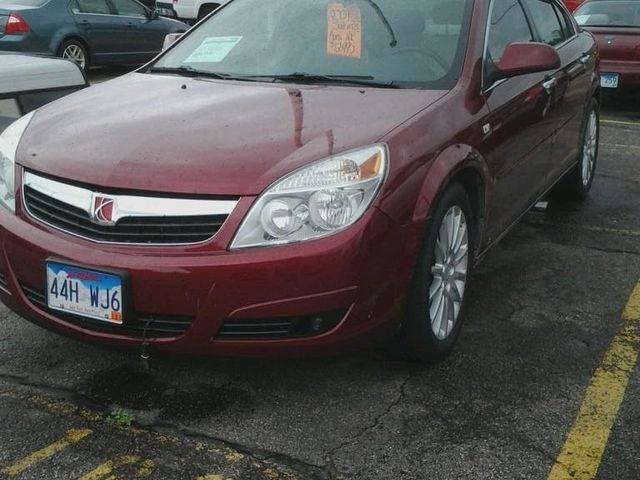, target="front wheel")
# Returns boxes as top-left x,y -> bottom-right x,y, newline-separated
393,183 -> 475,363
